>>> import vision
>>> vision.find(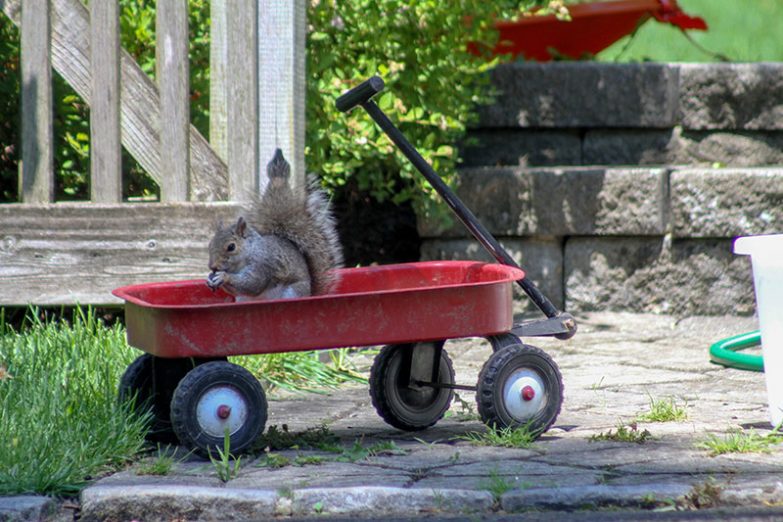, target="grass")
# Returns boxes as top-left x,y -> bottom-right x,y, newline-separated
0,308 -> 149,496
257,452 -> 293,469
135,446 -> 181,476
209,428 -> 242,482
232,348 -> 366,393
596,0 -> 783,63
260,424 -> 343,452
456,424 -> 538,449
255,427 -> 406,469
636,396 -> 688,423
697,427 -> 783,456
590,423 -> 654,444
444,392 -> 479,422
481,469 -> 515,502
